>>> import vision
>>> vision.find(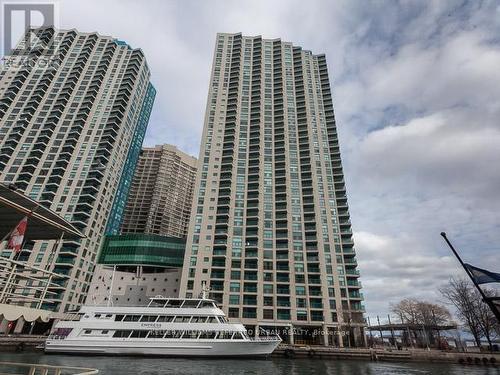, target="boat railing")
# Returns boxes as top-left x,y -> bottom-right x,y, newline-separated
250,335 -> 281,341
0,361 -> 98,374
